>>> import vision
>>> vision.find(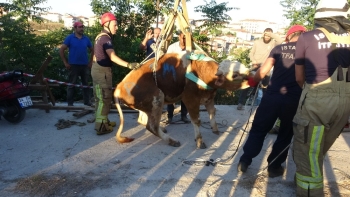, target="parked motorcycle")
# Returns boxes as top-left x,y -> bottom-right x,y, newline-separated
0,70 -> 32,123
